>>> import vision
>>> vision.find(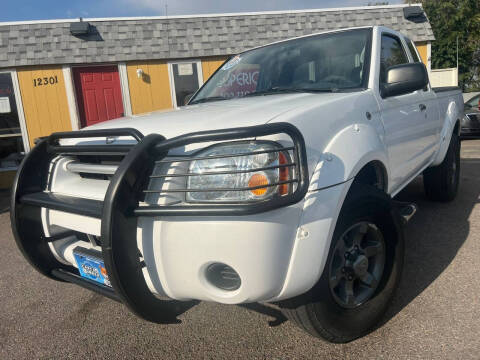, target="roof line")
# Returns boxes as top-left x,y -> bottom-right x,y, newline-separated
244,26 -> 374,53
0,3 -> 423,27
